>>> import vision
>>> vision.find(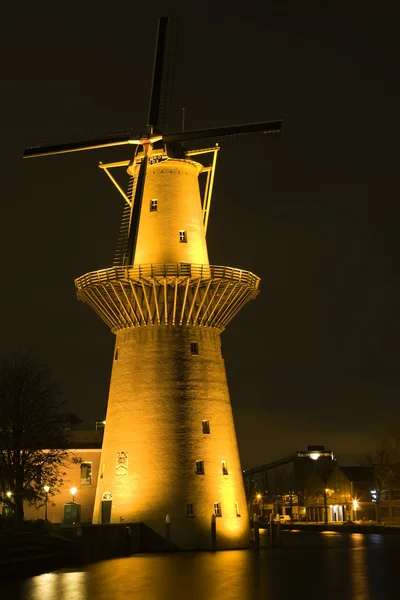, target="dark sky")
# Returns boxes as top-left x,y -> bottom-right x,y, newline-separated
1,1 -> 399,469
